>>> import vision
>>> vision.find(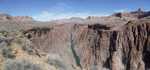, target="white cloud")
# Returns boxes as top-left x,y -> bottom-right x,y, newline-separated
33,11 -> 110,21
33,2 -> 73,21
33,2 -> 110,21
33,11 -> 87,21
114,9 -> 128,13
